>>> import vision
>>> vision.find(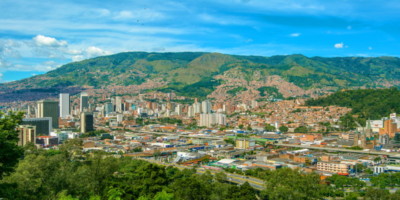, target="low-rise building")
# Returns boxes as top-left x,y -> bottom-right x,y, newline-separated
317,161 -> 349,174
